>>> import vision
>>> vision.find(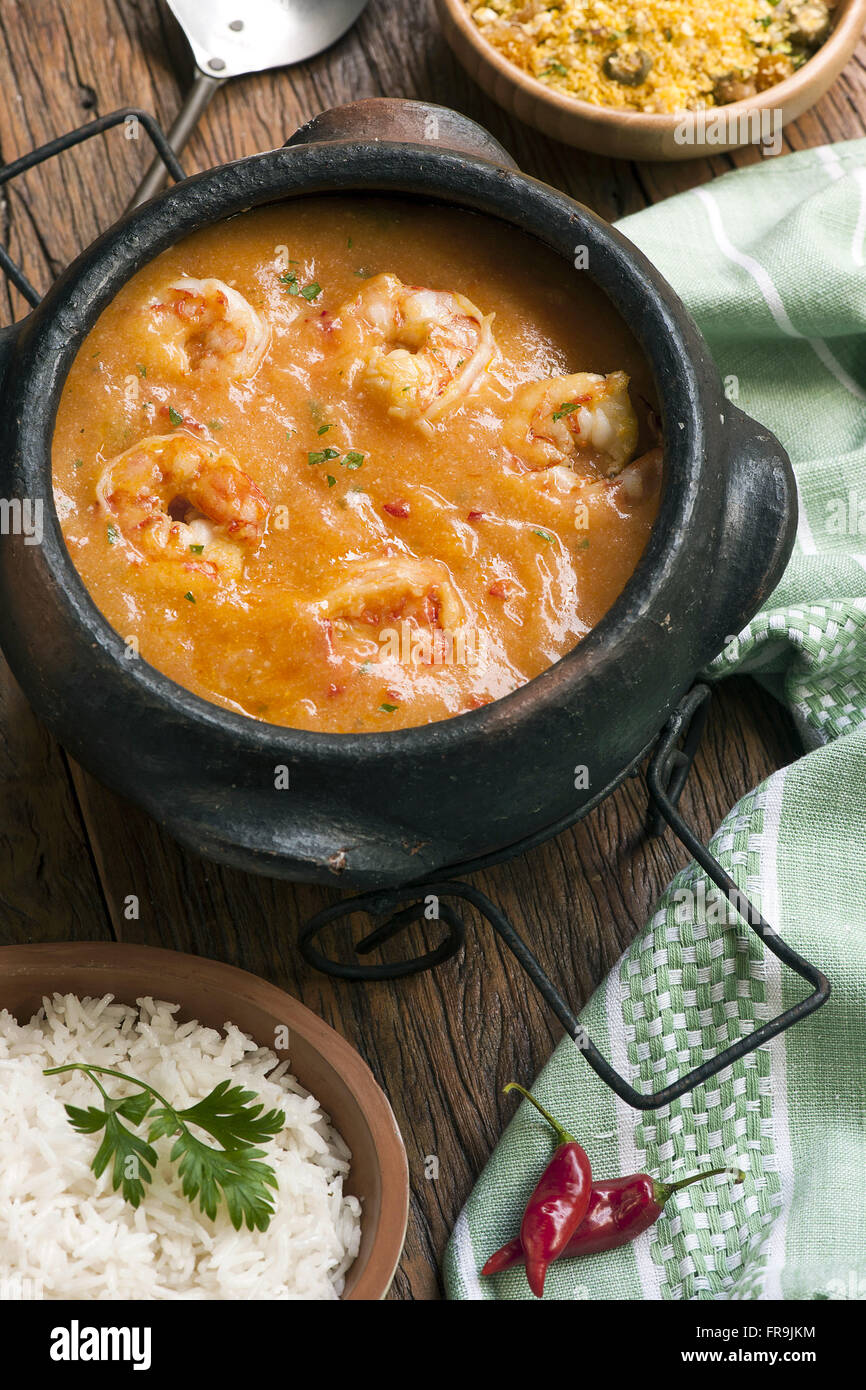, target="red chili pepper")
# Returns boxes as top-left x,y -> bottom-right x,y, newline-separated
501,1082 -> 592,1298
481,1165 -> 744,1278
